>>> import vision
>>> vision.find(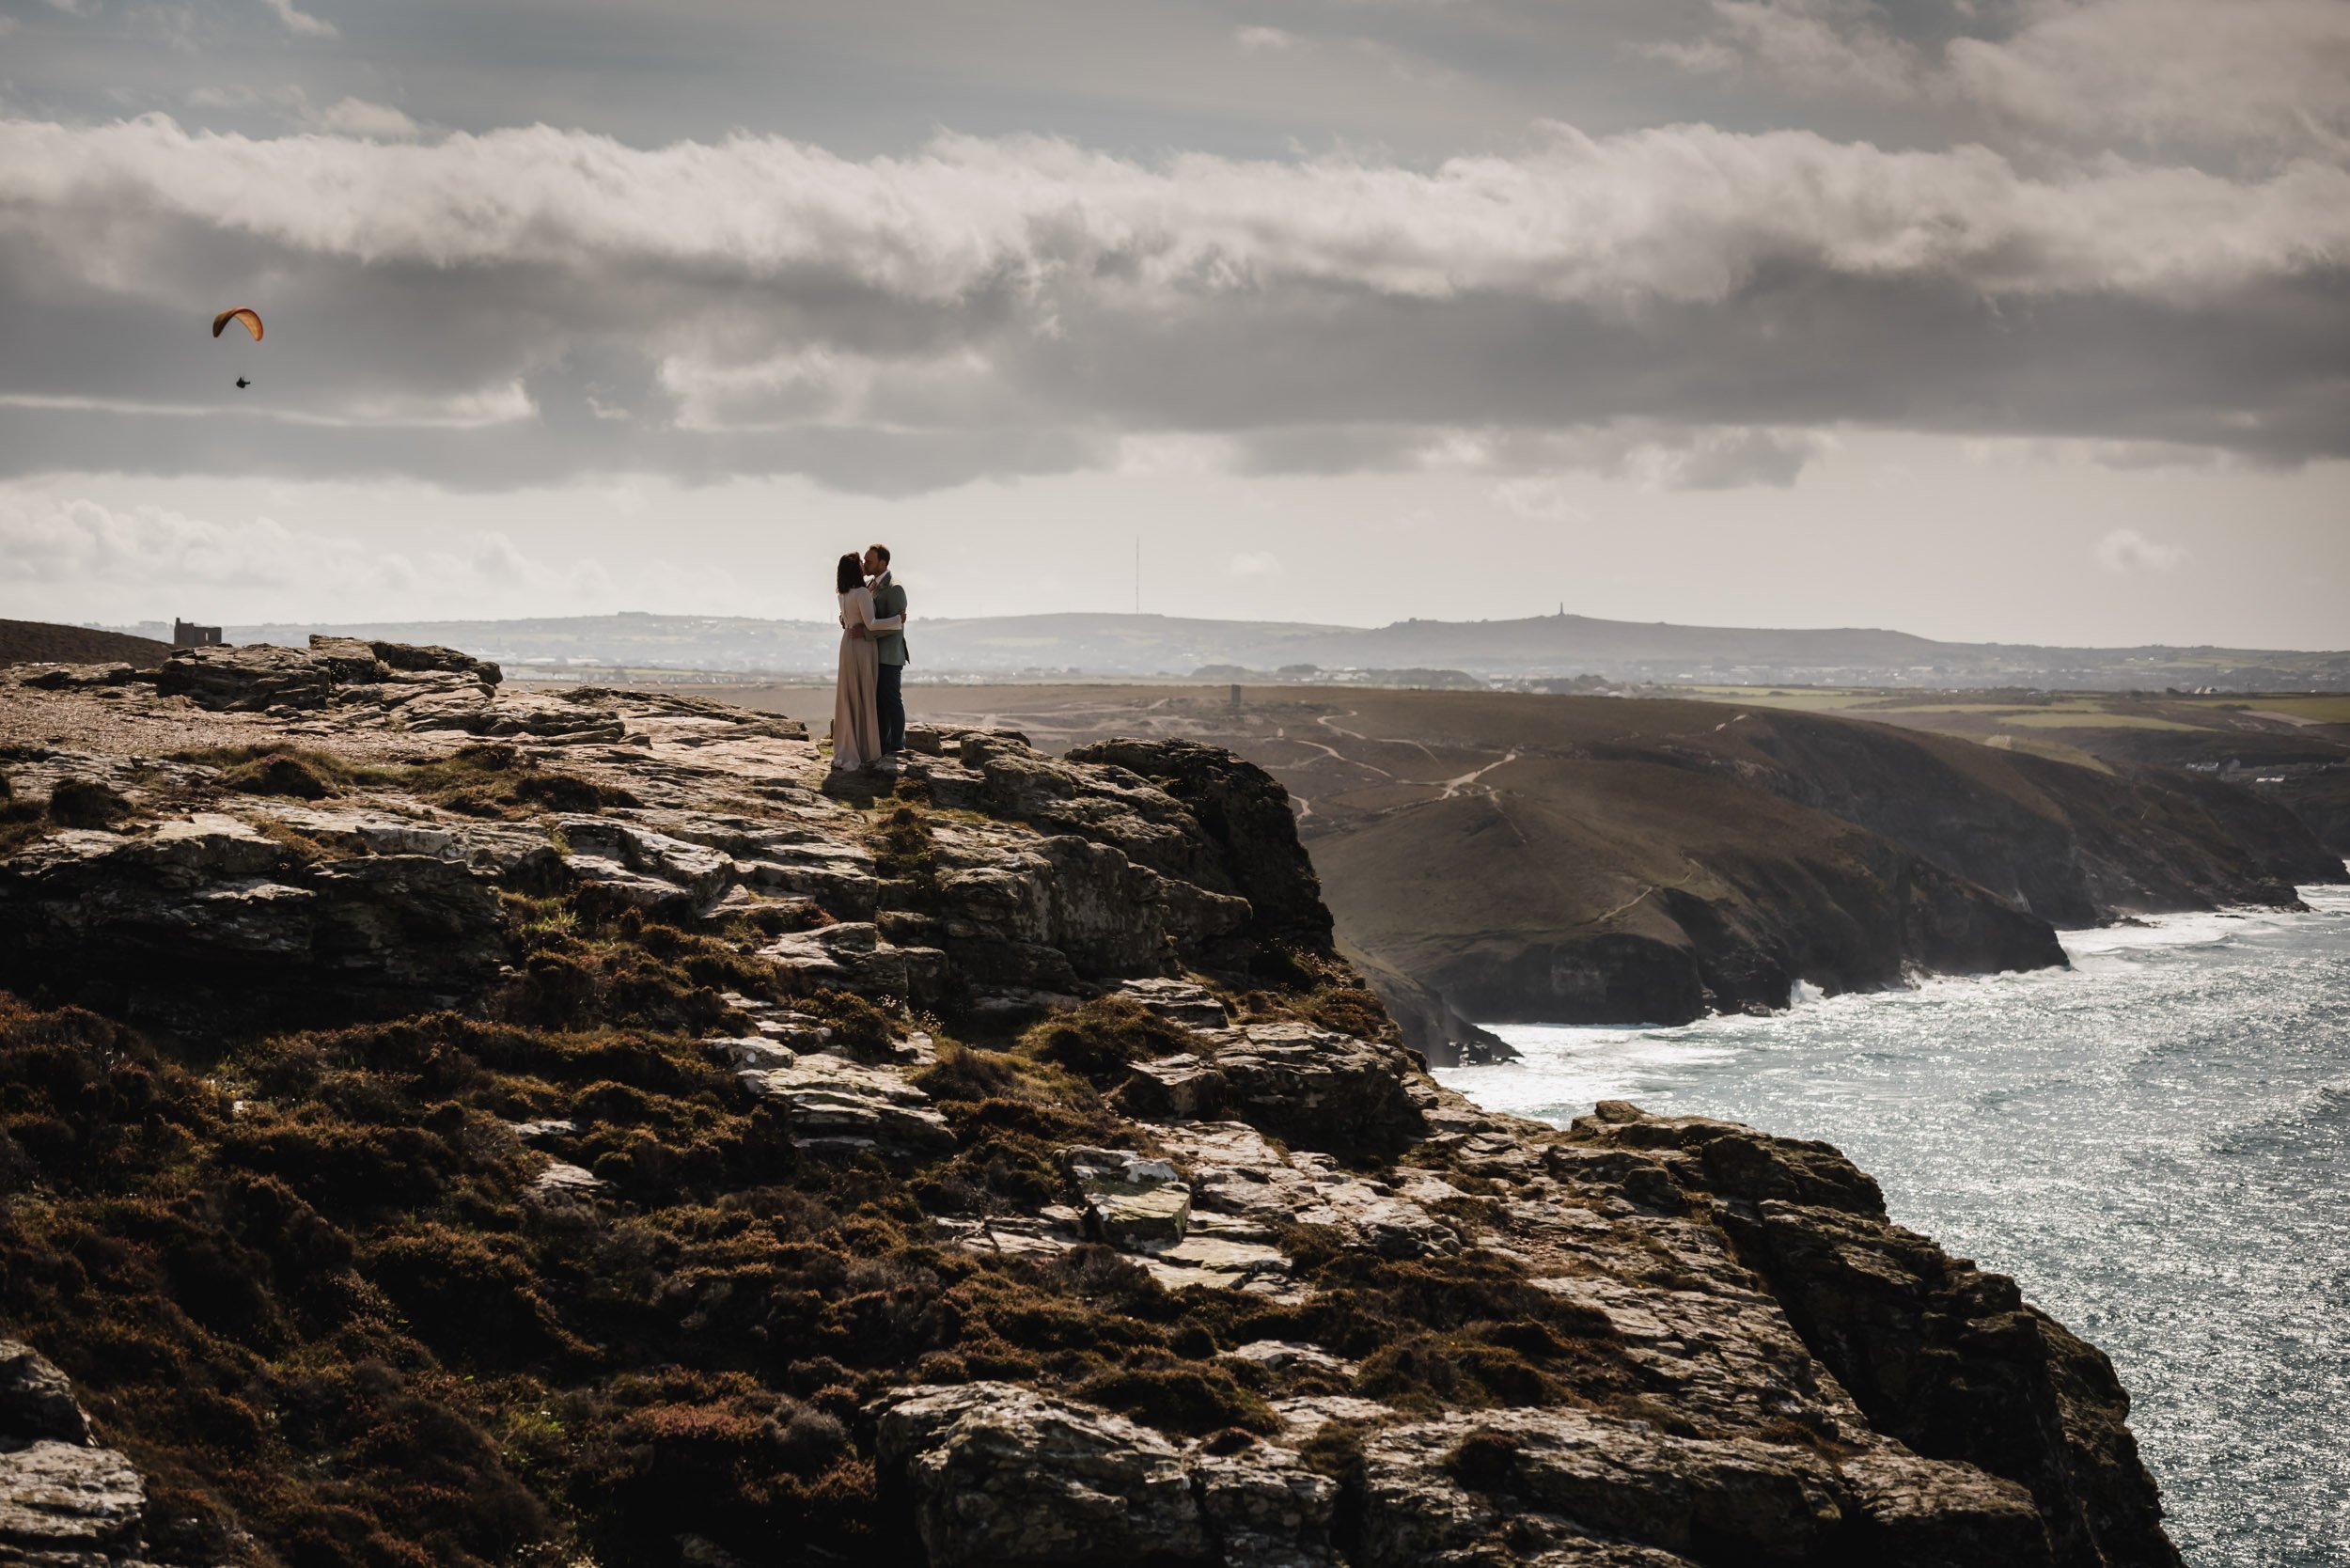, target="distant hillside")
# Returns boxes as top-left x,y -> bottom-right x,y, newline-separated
0,619 -> 171,667
158,609 -> 2350,690
1229,612 -> 1948,671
